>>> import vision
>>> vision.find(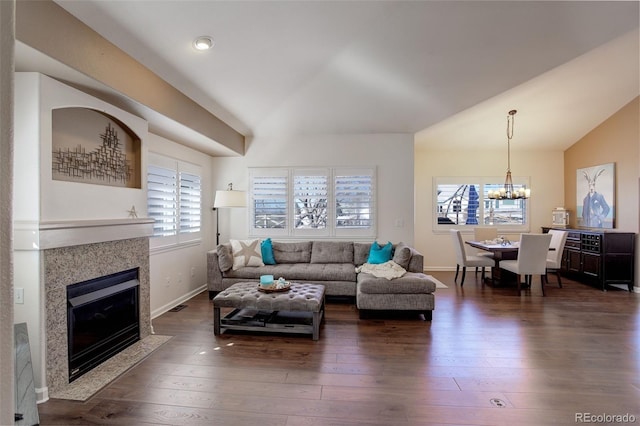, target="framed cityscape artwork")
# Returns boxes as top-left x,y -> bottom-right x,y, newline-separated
576,162 -> 615,229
